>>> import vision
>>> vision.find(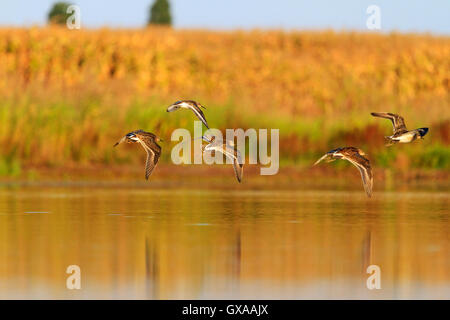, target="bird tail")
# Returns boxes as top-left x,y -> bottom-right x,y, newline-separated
384,136 -> 397,147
